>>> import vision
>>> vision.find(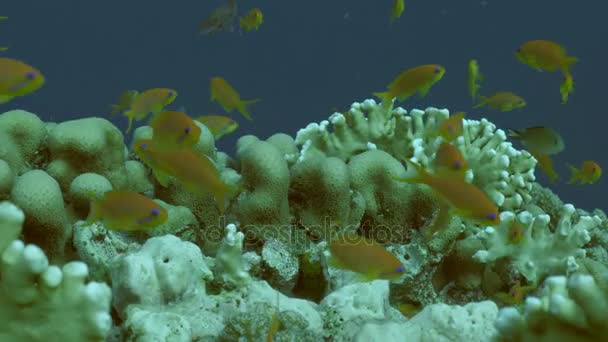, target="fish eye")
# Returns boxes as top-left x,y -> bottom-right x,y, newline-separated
141,143 -> 148,148
434,67 -> 441,73
184,126 -> 191,134
516,48 -> 521,53
151,208 -> 160,216
167,91 -> 174,97
453,161 -> 462,168
396,265 -> 405,273
26,71 -> 36,80
487,213 -> 497,221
